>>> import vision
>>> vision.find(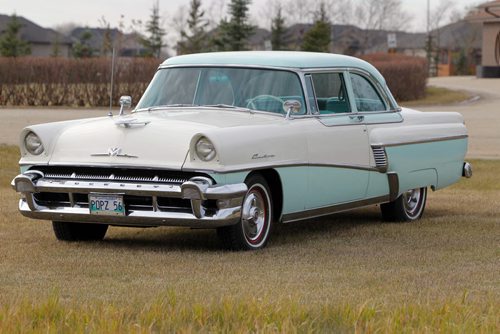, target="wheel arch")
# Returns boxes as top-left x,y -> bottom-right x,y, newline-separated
245,169 -> 283,223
